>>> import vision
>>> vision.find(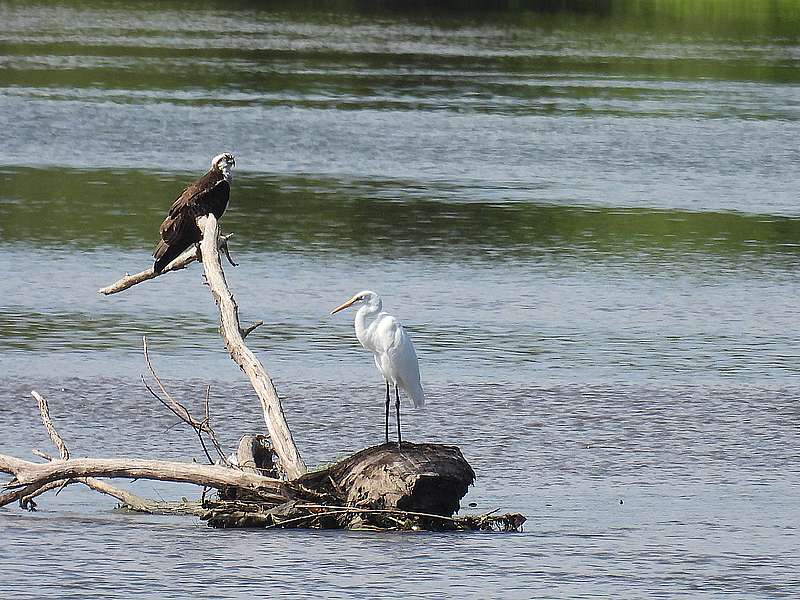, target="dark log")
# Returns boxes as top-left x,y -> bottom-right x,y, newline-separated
308,442 -> 476,517
203,442 -> 478,529
235,434 -> 277,477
